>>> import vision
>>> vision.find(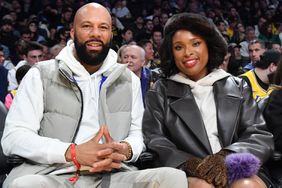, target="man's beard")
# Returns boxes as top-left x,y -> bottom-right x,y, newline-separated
74,35 -> 111,66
